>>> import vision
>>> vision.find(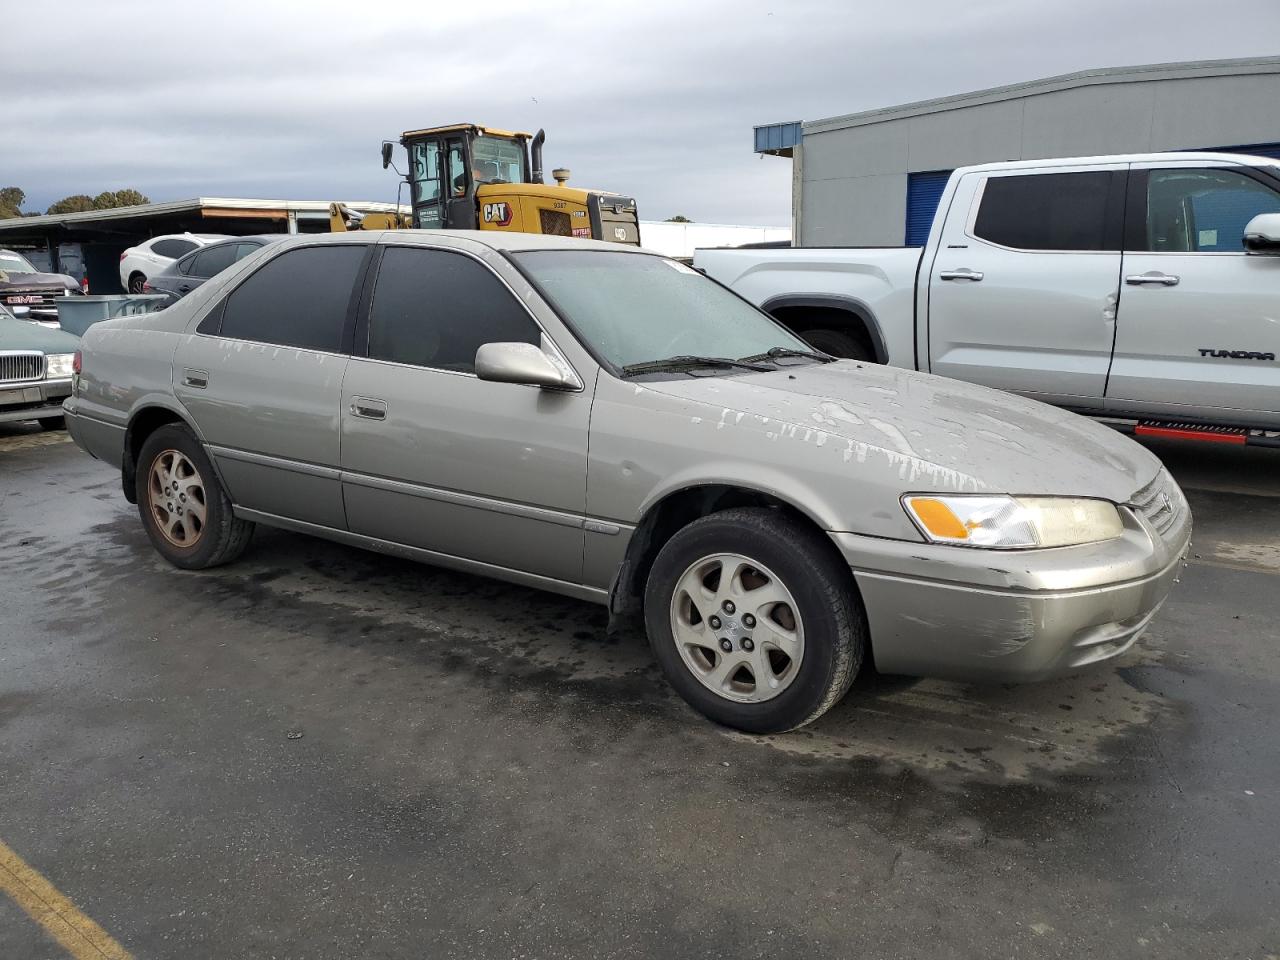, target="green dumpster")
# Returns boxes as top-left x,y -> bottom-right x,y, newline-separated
56,294 -> 169,337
